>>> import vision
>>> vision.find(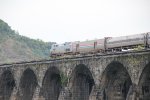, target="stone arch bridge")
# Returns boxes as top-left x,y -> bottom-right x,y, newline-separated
0,51 -> 150,100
